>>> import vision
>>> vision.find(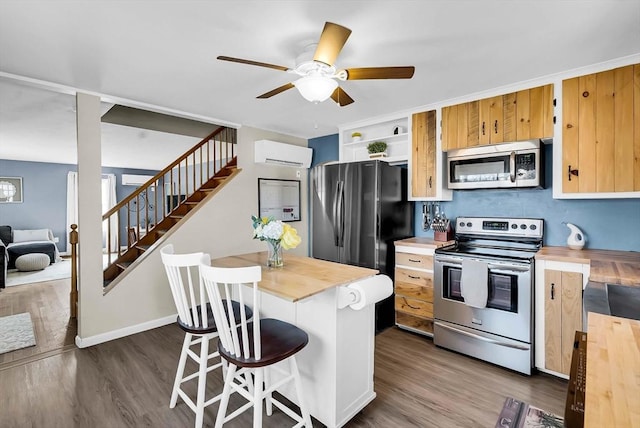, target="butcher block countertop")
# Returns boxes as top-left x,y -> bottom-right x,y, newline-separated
536,246 -> 640,286
585,312 -> 640,428
394,237 -> 455,250
211,252 -> 378,302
